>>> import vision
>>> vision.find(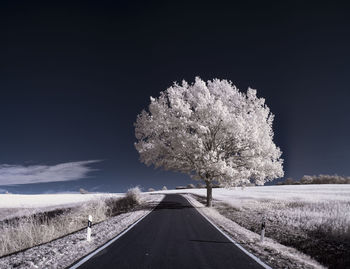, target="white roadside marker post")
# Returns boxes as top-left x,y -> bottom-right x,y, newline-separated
87,215 -> 92,242
260,218 -> 266,243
